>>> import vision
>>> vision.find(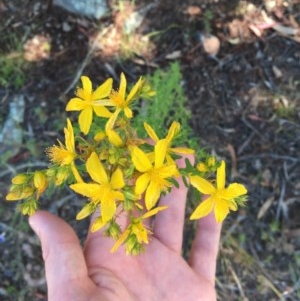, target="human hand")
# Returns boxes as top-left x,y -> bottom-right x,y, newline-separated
29,158 -> 221,301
